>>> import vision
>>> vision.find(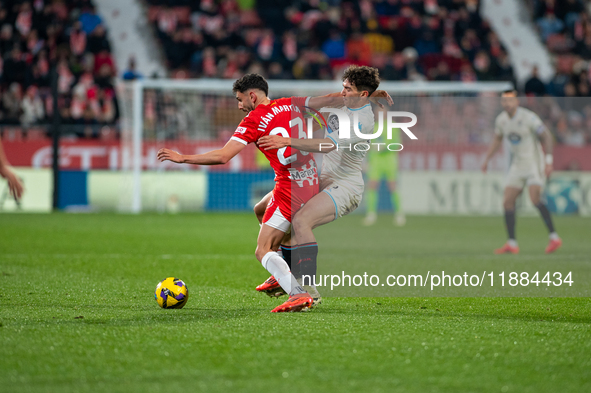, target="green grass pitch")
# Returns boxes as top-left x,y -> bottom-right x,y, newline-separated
1,213 -> 590,393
